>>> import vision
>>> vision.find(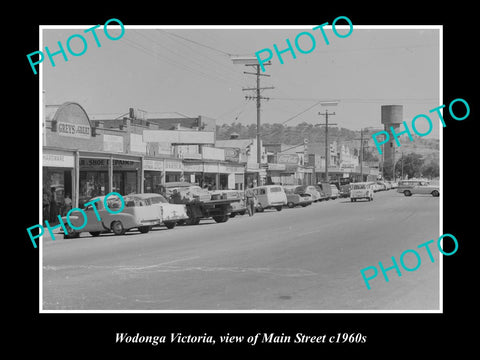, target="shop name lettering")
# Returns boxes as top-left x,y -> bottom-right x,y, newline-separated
58,123 -> 90,136
360,233 -> 459,290
26,18 -> 125,75
372,98 -> 471,155
255,16 -> 353,72
26,192 -> 125,249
